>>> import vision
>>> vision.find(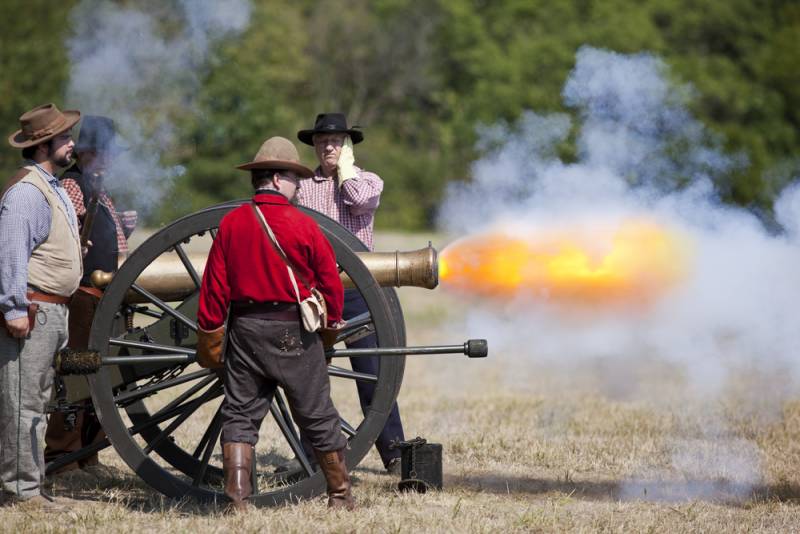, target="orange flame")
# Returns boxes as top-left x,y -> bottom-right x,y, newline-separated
439,219 -> 690,306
